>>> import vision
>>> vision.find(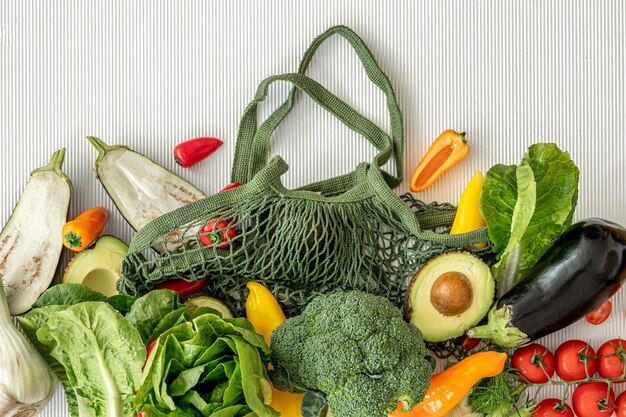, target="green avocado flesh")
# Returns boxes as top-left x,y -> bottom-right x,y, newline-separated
184,294 -> 234,318
63,236 -> 129,296
404,251 -> 495,342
